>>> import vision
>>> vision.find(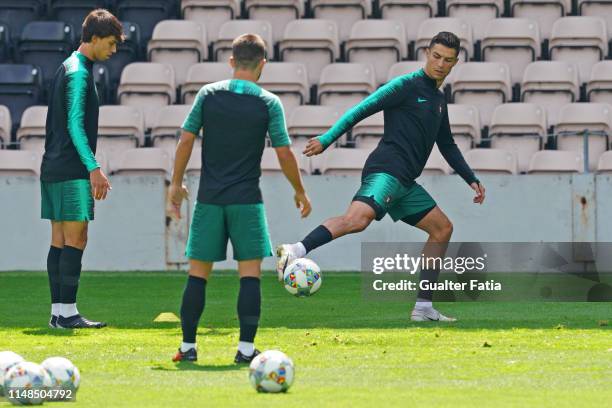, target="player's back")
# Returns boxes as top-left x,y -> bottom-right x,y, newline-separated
183,79 -> 289,205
